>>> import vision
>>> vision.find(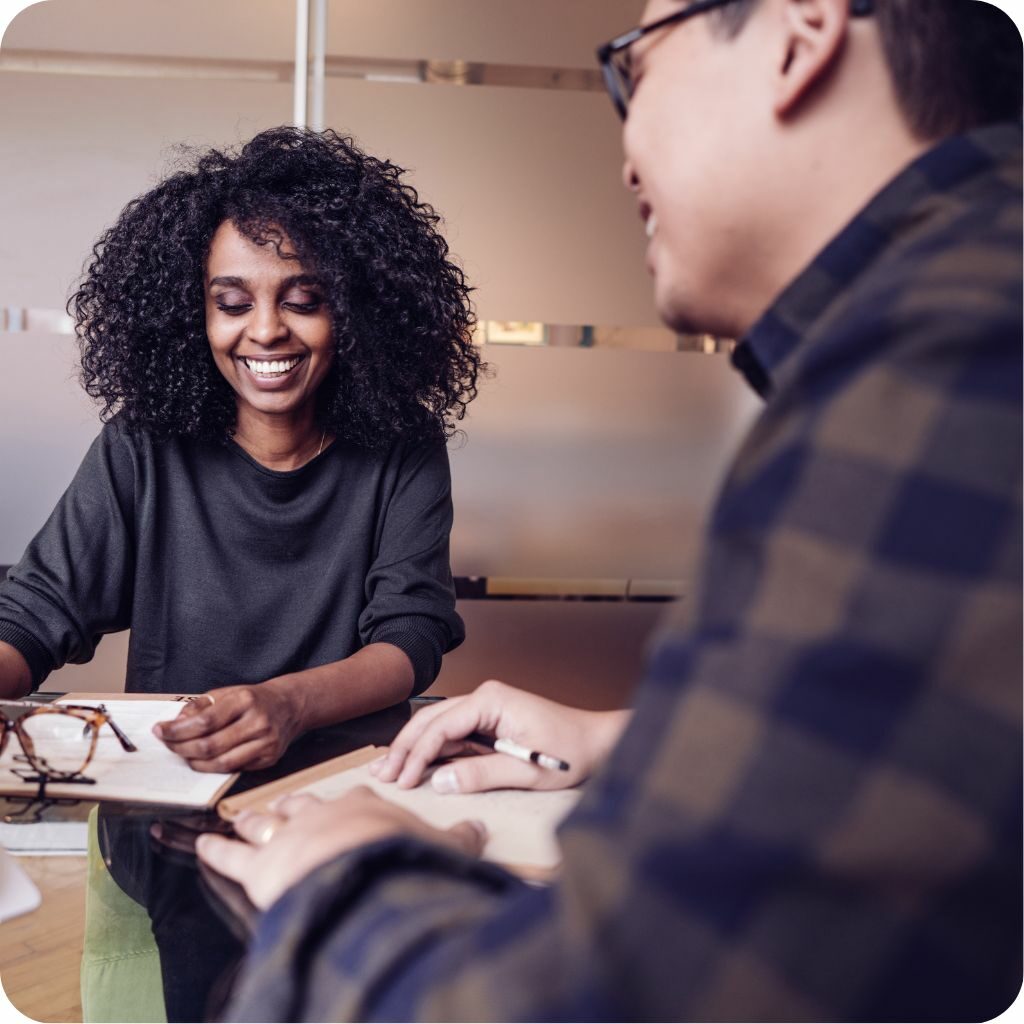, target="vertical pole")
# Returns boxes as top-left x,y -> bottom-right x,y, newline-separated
311,0 -> 327,131
293,0 -> 310,128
